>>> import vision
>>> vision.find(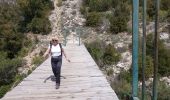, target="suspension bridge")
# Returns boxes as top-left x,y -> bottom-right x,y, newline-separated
2,42 -> 119,100
1,0 -> 161,99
